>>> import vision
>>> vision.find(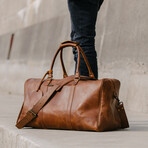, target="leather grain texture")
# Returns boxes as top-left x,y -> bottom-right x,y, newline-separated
16,41 -> 129,131
17,77 -> 129,131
